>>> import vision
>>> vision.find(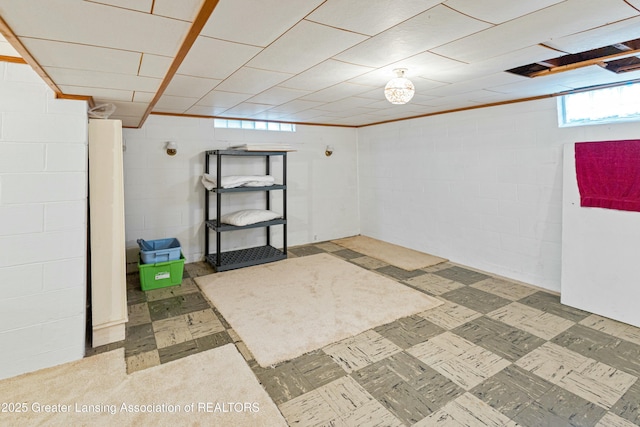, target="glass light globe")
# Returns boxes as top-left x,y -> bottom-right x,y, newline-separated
384,69 -> 415,104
